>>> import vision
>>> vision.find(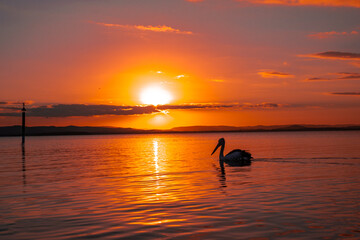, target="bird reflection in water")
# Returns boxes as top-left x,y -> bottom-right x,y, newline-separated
217,161 -> 227,188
